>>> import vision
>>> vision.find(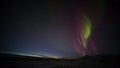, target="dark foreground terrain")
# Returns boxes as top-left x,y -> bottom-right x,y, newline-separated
0,53 -> 120,68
